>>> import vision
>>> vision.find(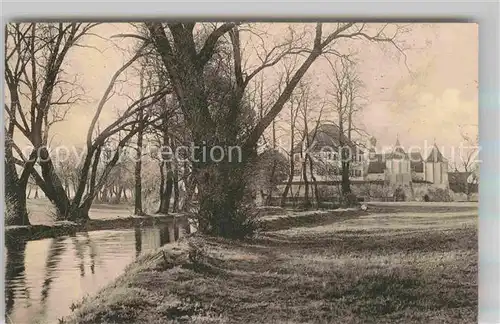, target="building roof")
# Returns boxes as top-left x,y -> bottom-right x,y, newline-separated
426,145 -> 446,163
385,138 -> 409,160
294,122 -> 363,154
367,150 -> 425,174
